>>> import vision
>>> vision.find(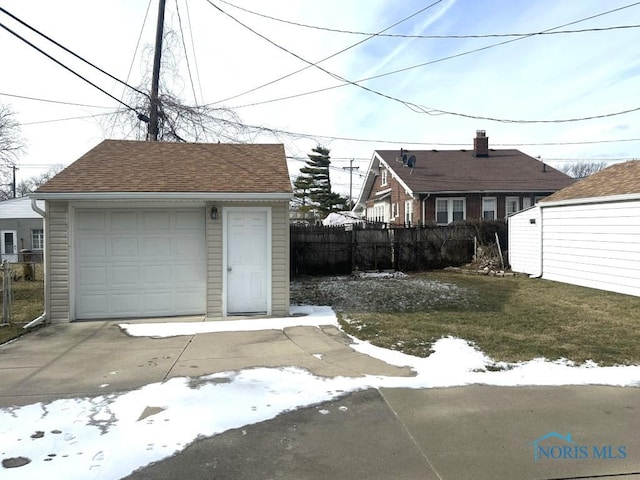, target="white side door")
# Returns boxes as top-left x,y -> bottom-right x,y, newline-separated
225,209 -> 270,315
1,230 -> 18,262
